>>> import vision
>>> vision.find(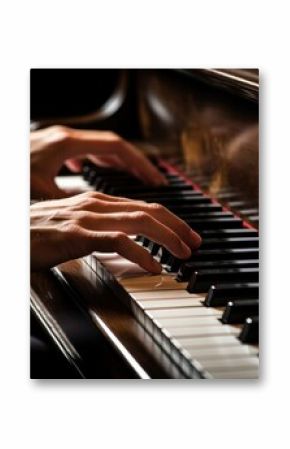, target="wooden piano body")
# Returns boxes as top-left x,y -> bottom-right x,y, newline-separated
30,69 -> 259,378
